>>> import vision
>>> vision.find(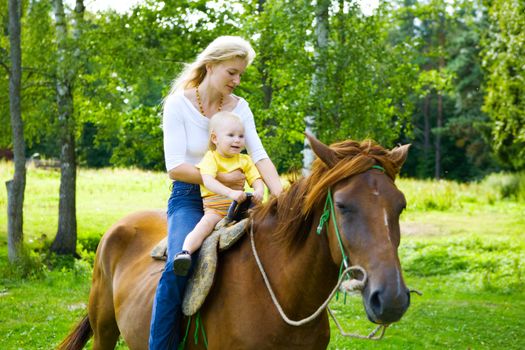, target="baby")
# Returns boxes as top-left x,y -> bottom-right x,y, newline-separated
173,111 -> 265,276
